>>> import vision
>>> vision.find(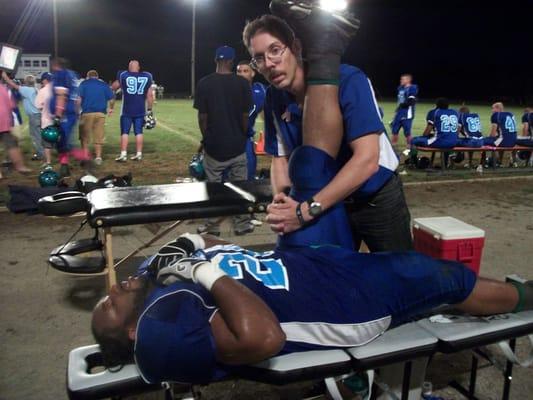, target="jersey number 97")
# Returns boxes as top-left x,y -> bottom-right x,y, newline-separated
126,76 -> 149,95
